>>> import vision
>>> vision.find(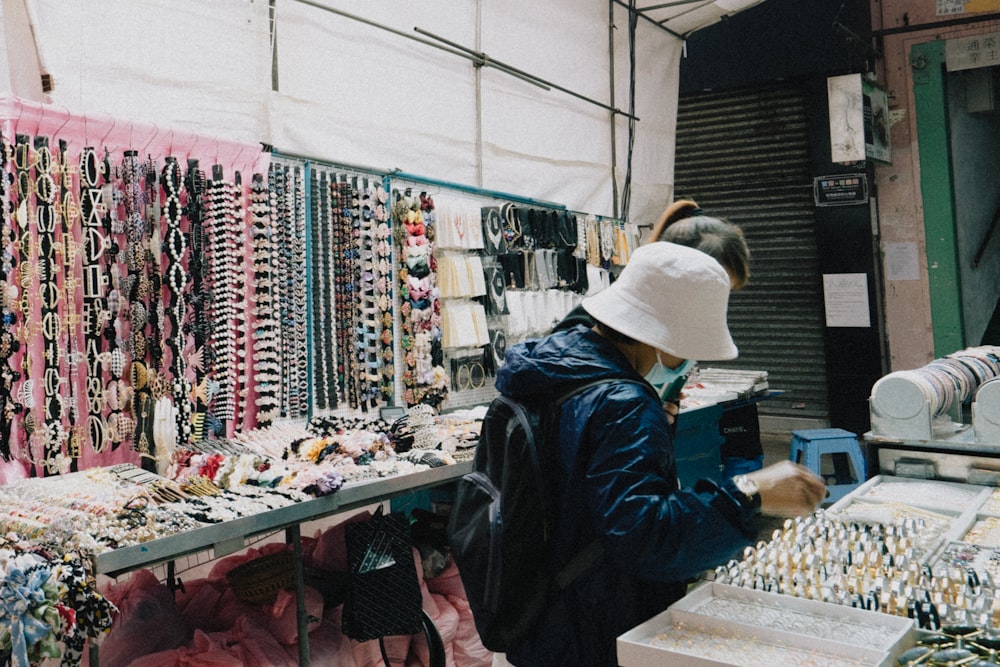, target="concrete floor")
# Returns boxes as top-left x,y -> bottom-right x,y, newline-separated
760,430 -> 794,466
